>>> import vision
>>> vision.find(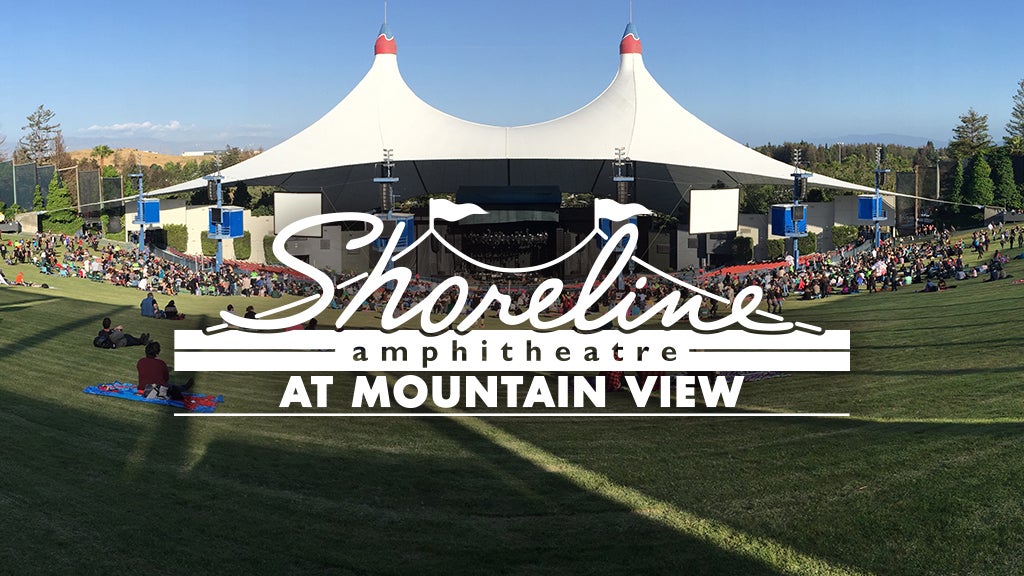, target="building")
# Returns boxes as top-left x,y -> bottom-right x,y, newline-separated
150,19 -> 872,274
